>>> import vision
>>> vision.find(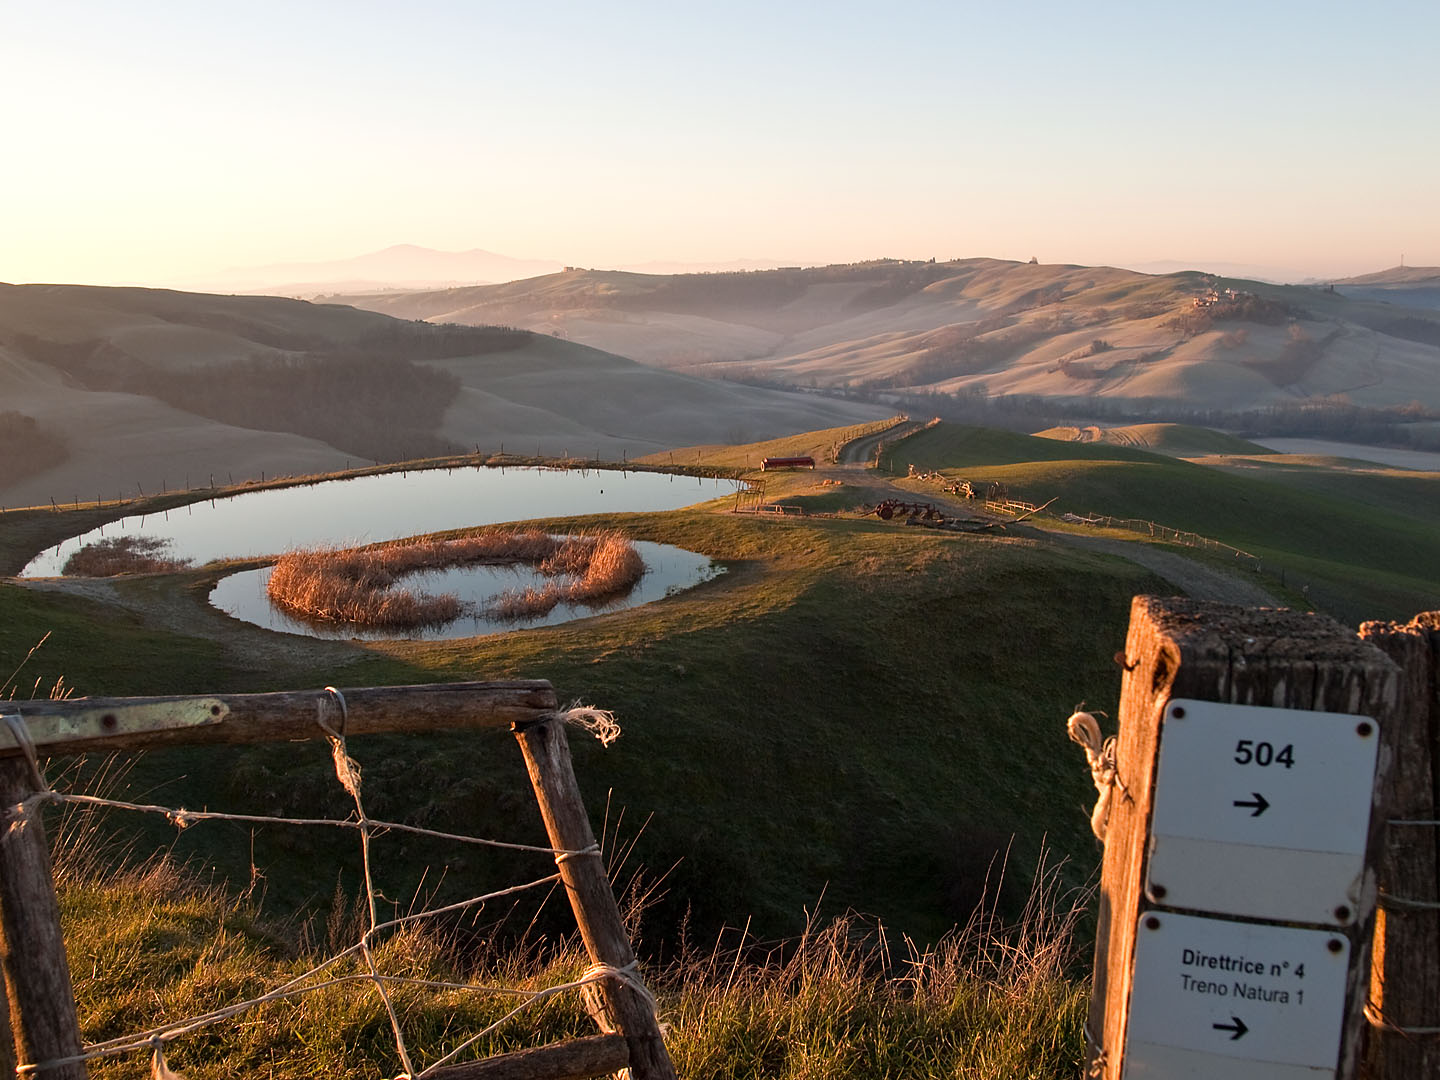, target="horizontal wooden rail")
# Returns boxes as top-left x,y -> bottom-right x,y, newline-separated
429,1034 -> 629,1080
0,680 -> 557,757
